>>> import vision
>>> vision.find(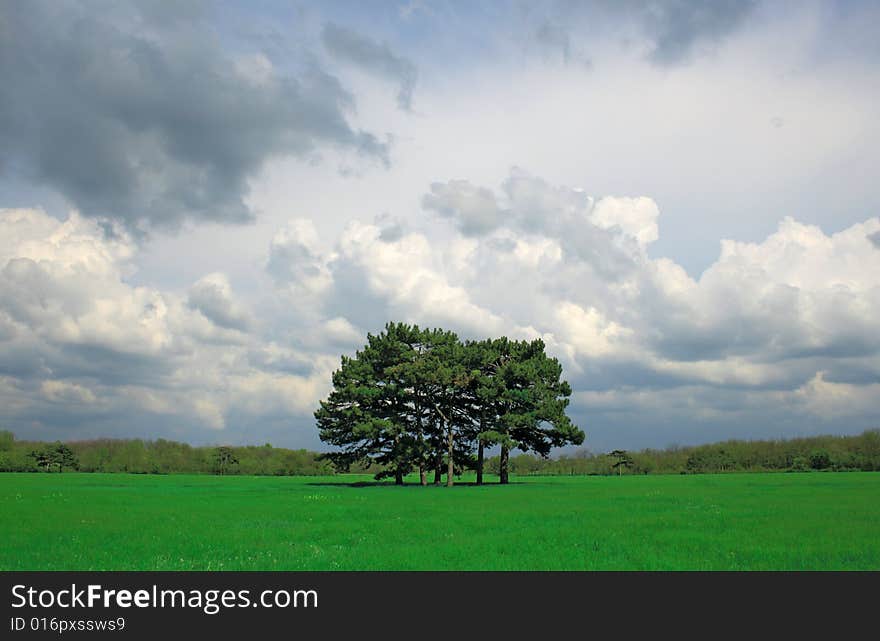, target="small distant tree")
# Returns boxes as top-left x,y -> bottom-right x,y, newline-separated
609,449 -> 633,476
30,448 -> 55,472
55,443 -> 78,472
28,442 -> 78,472
809,449 -> 831,470
214,446 -> 239,475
